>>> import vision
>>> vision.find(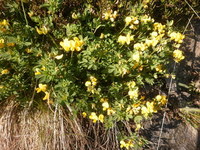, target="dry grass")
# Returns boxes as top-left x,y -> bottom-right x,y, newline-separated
0,97 -> 121,150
